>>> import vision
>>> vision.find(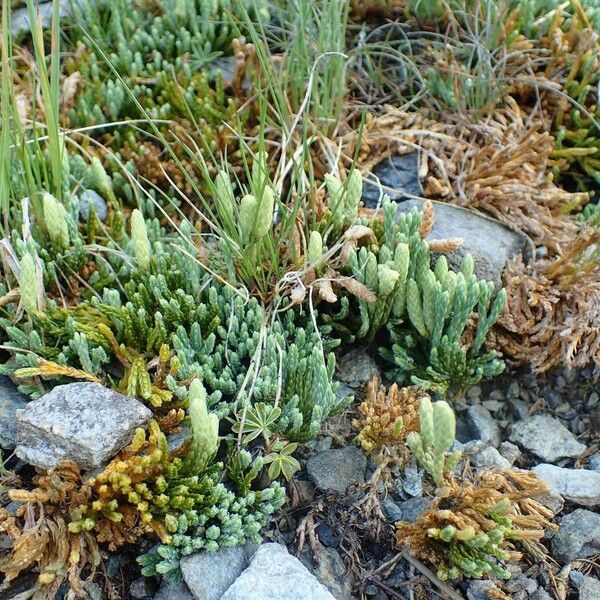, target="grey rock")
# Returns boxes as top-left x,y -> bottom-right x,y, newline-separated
402,458 -> 423,497
299,542 -> 353,600
0,375 -> 29,448
505,575 -> 538,595
551,509 -> 600,563
509,415 -> 586,462
536,488 -> 565,516
307,446 -> 367,493
79,189 -> 108,222
533,464 -> 600,507
466,405 -> 501,447
15,382 -> 151,470
11,1 -> 69,36
153,580 -> 194,600
180,542 -> 258,600
570,571 -> 585,587
588,452 -> 600,472
167,424 -> 191,453
130,578 -> 157,599
221,543 -> 335,600
83,582 -> 106,600
336,349 -> 379,388
467,580 -> 500,600
530,591 -> 553,600
499,441 -> 521,466
579,576 -> 600,600
395,199 -> 530,288
381,498 -> 403,523
397,497 -> 433,523
362,154 -> 422,208
471,446 -> 510,470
